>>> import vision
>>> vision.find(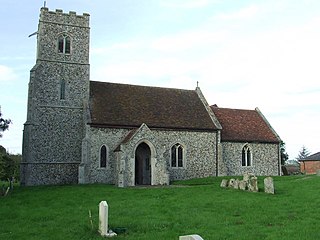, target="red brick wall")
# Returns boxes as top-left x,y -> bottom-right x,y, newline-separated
300,161 -> 320,174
